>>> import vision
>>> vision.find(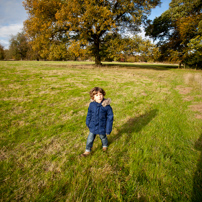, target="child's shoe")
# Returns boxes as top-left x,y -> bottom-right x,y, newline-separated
81,151 -> 90,157
103,147 -> 107,152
